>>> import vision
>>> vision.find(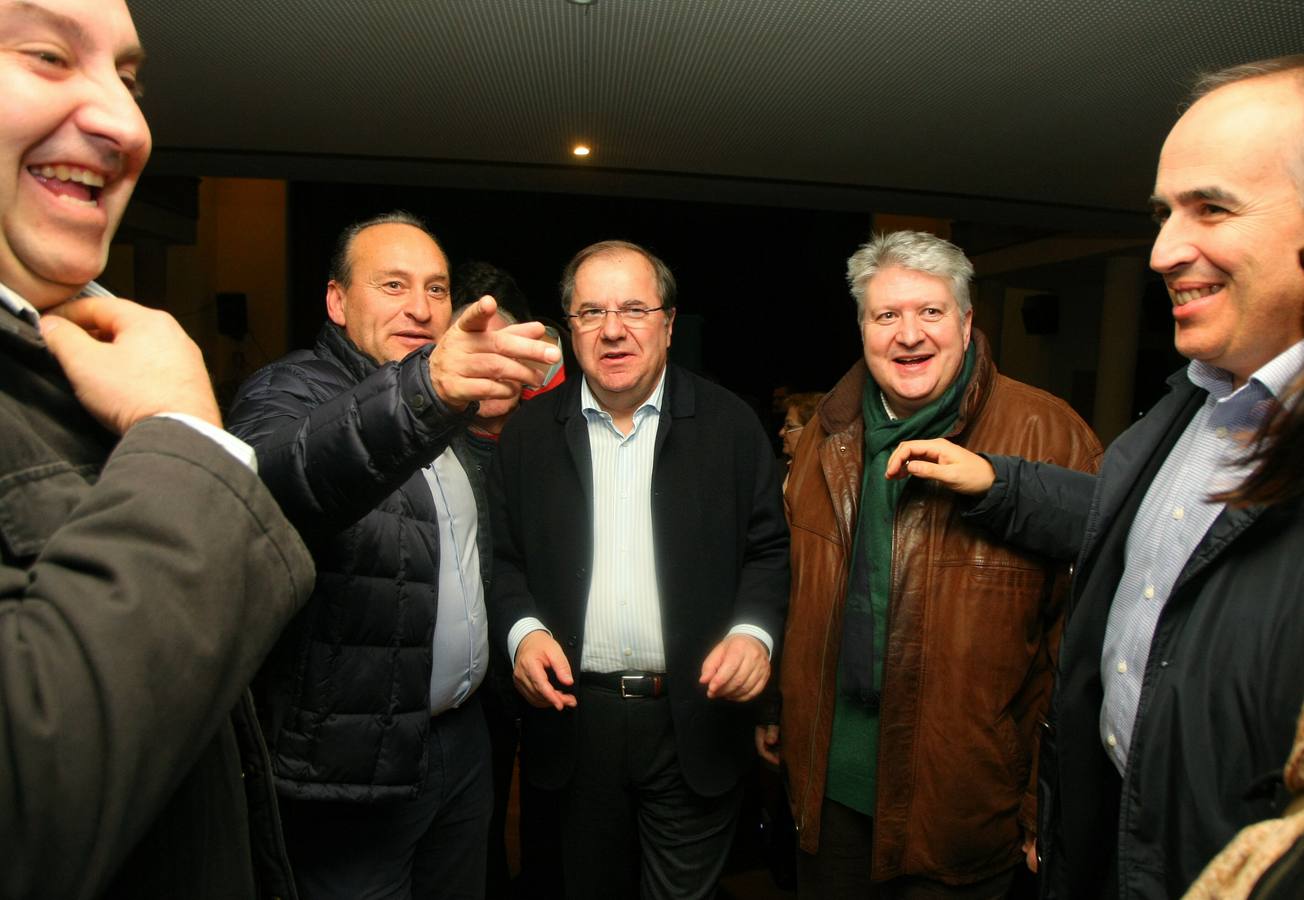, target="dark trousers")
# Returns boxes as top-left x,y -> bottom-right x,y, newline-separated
481,658 -> 520,899
279,695 -> 493,900
798,799 -> 1022,900
552,682 -> 743,900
